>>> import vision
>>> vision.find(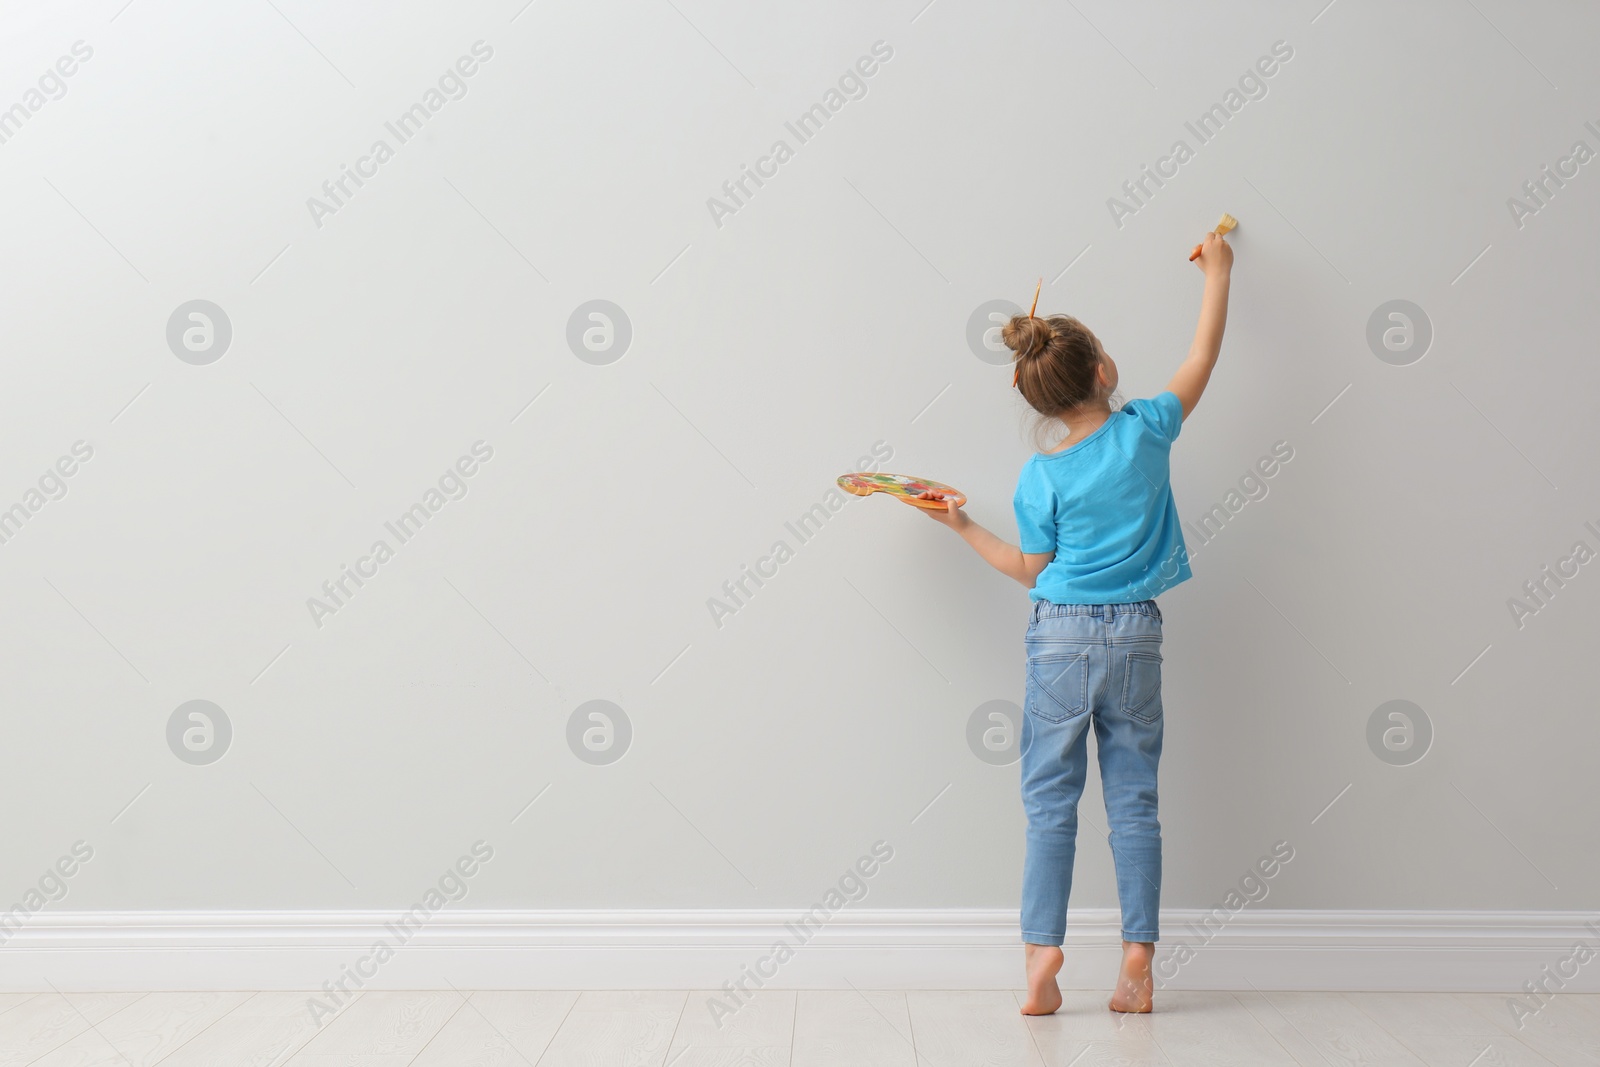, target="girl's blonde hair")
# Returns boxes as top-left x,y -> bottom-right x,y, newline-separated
1001,313 -> 1121,451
